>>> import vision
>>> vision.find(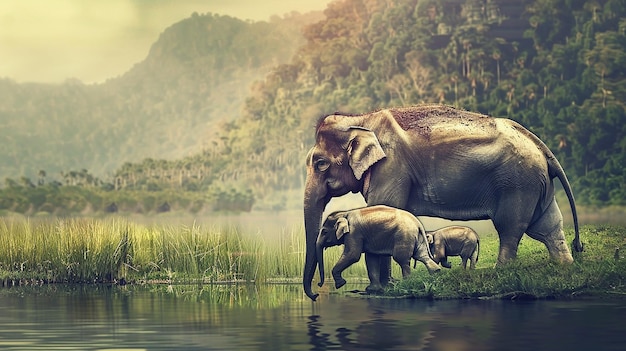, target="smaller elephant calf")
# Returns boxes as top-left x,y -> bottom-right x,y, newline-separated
316,205 -> 441,293
426,226 -> 480,269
